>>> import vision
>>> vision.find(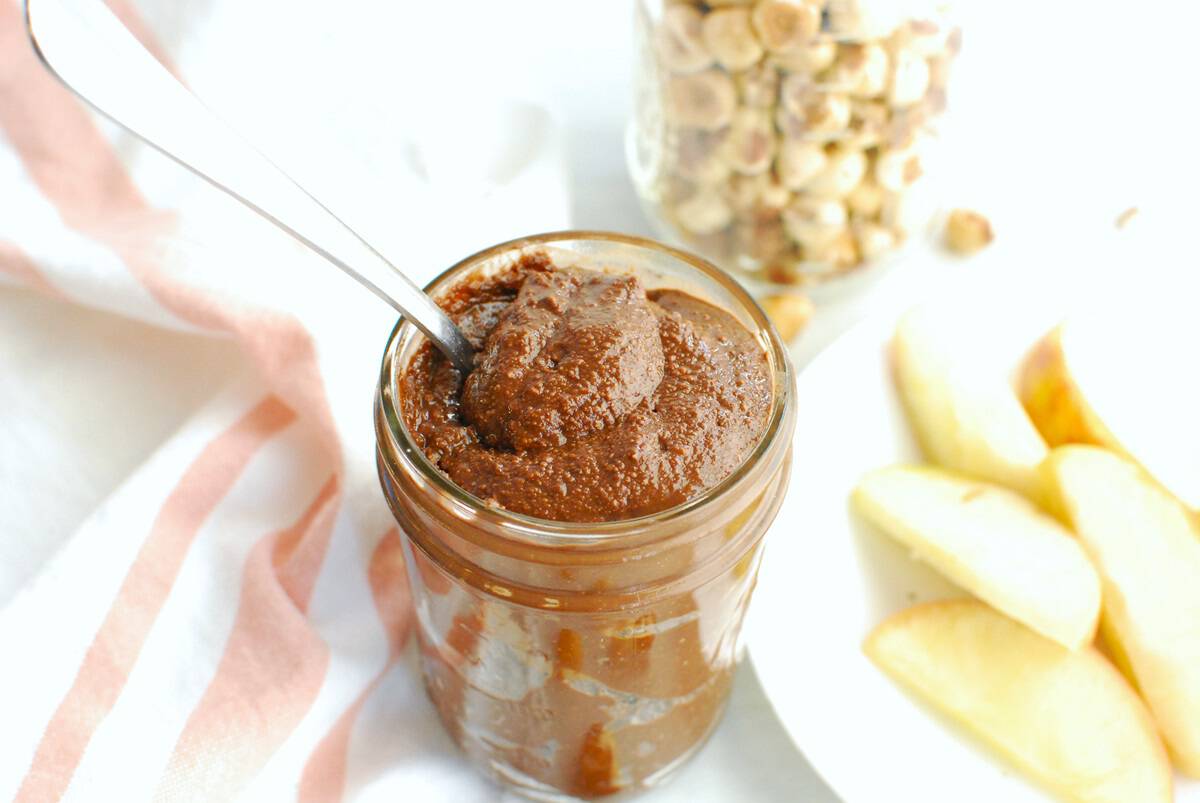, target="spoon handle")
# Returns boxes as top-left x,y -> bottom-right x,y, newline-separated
24,0 -> 476,374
